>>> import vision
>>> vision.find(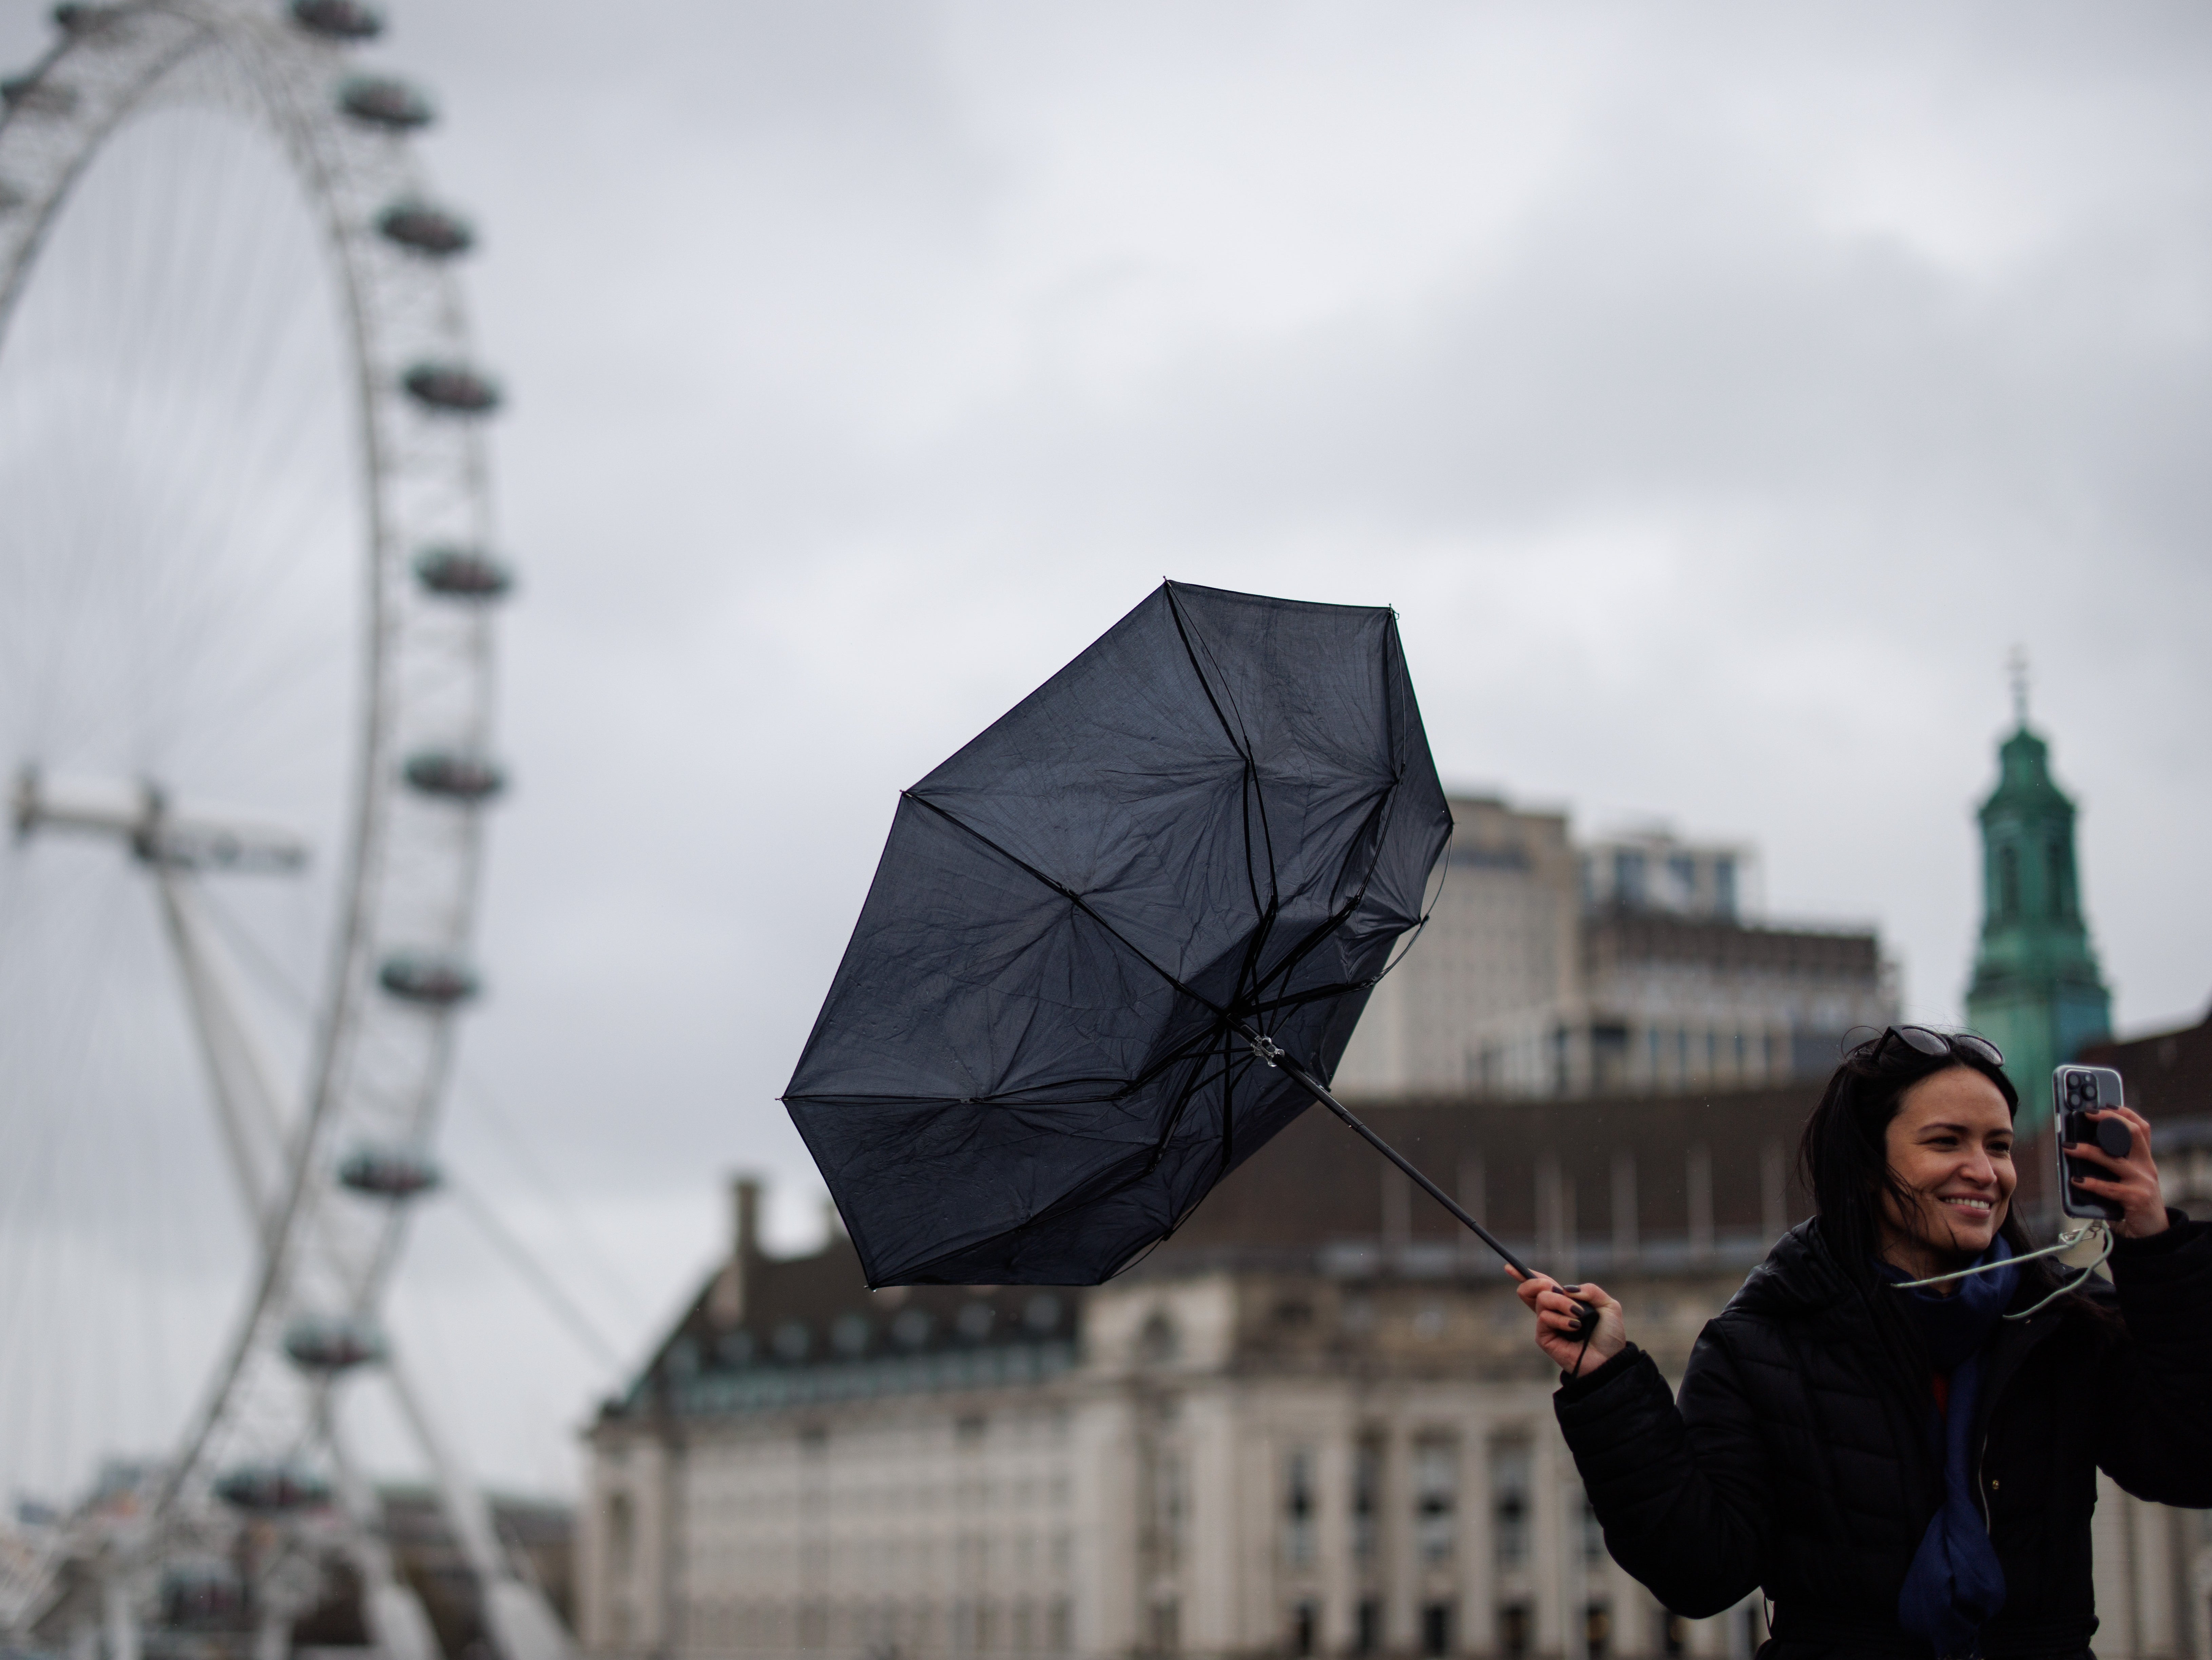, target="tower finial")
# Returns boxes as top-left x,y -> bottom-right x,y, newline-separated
2006,645 -> 2029,728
